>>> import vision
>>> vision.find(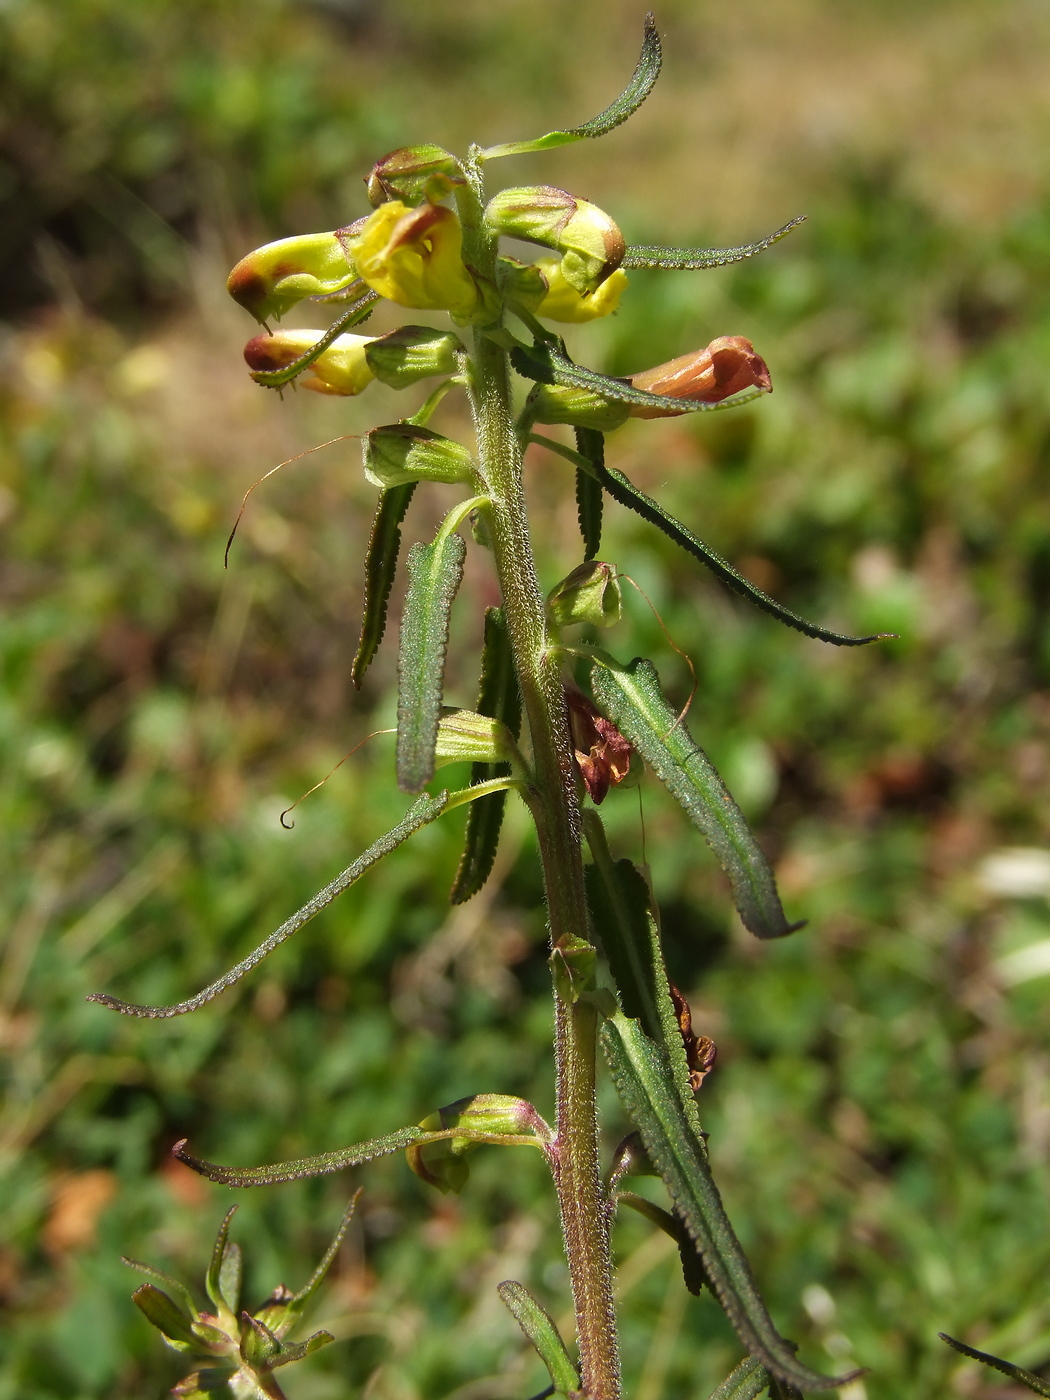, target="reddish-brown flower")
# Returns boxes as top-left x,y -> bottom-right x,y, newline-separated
566,689 -> 633,805
628,335 -> 772,417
